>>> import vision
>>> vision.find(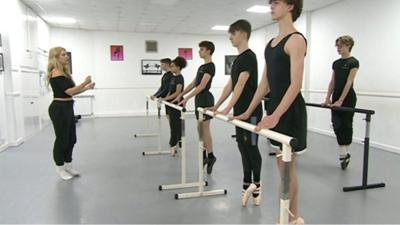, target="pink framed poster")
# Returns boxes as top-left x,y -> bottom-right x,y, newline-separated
110,45 -> 124,61
178,48 -> 193,60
